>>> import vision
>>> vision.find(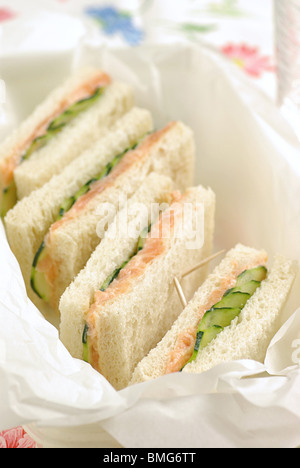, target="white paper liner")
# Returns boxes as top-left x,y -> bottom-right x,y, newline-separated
0,11 -> 299,448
